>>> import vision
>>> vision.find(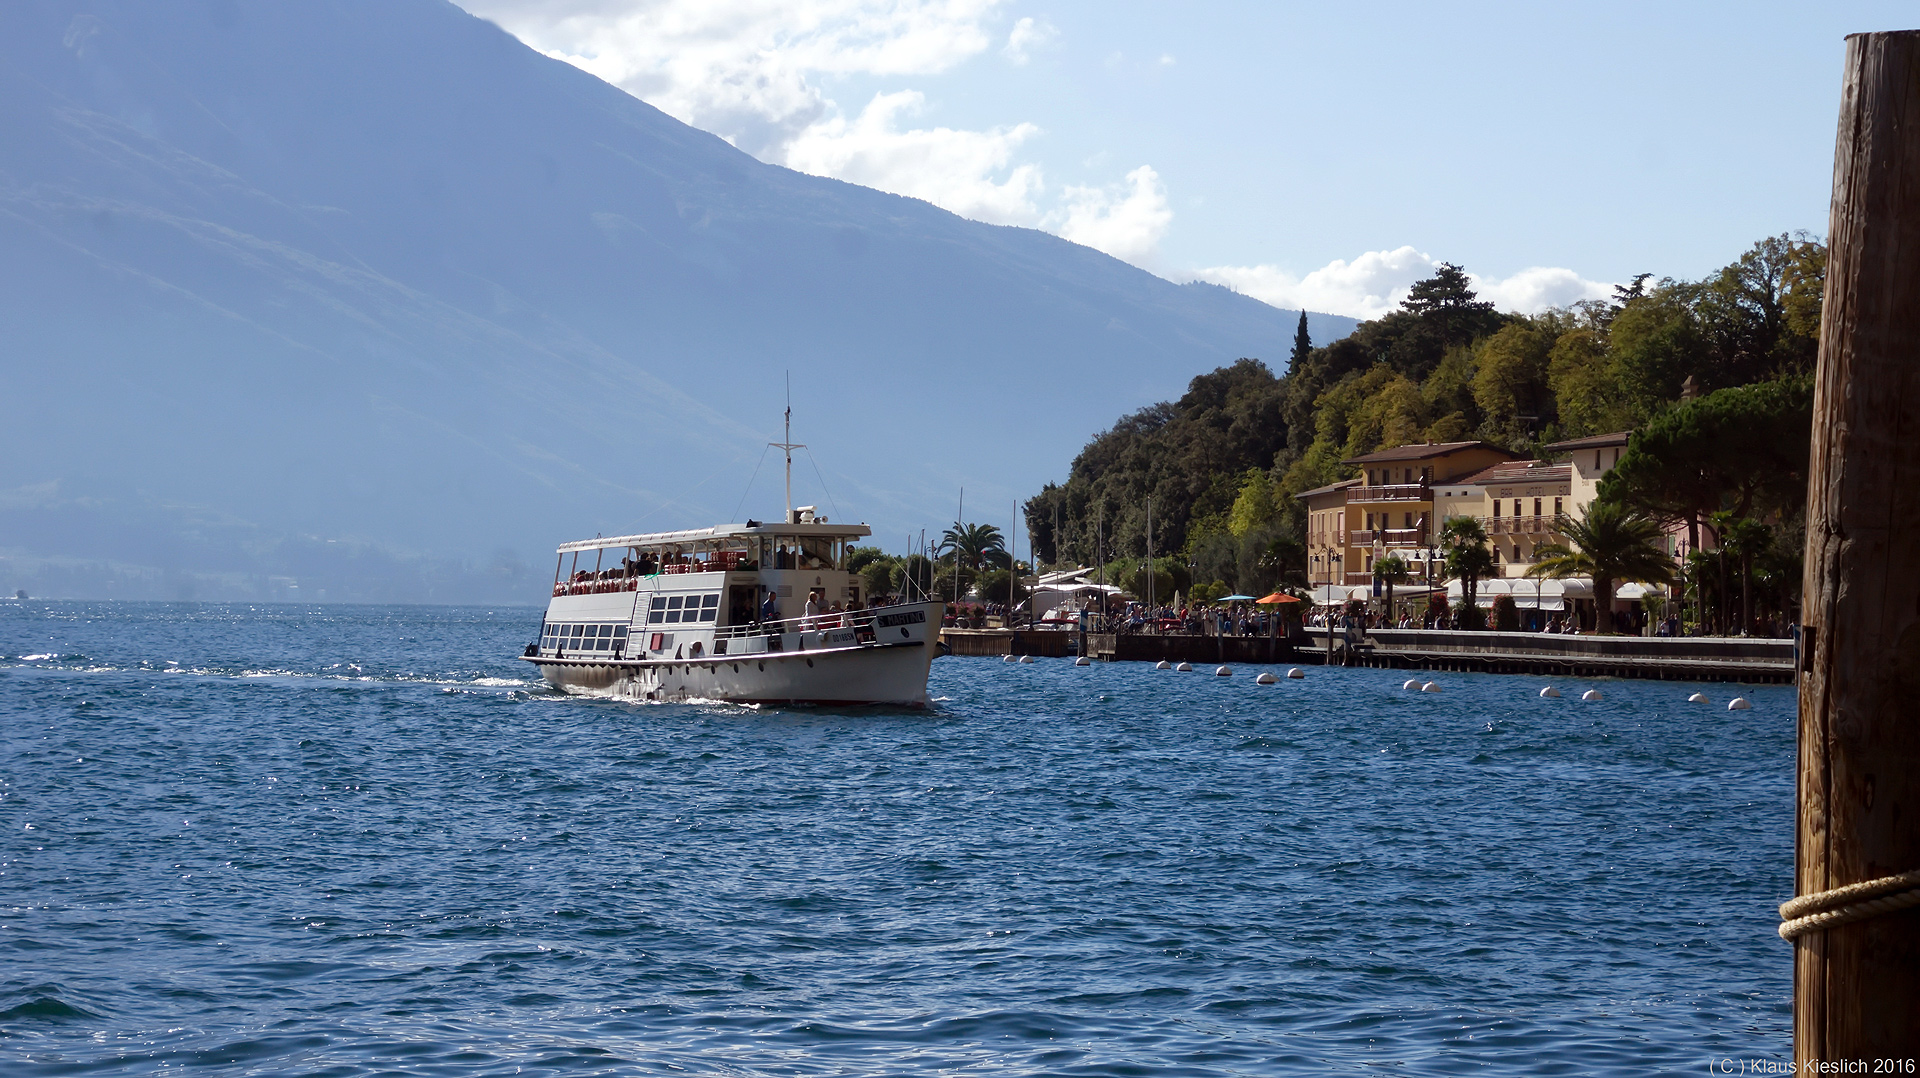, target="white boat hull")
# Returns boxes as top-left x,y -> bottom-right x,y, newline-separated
526,604 -> 943,707
525,516 -> 942,708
